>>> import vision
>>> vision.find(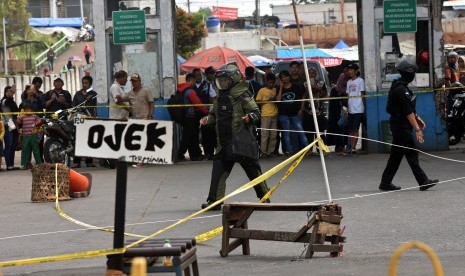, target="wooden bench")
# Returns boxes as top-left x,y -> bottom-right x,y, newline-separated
123,238 -> 199,276
220,203 -> 345,258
